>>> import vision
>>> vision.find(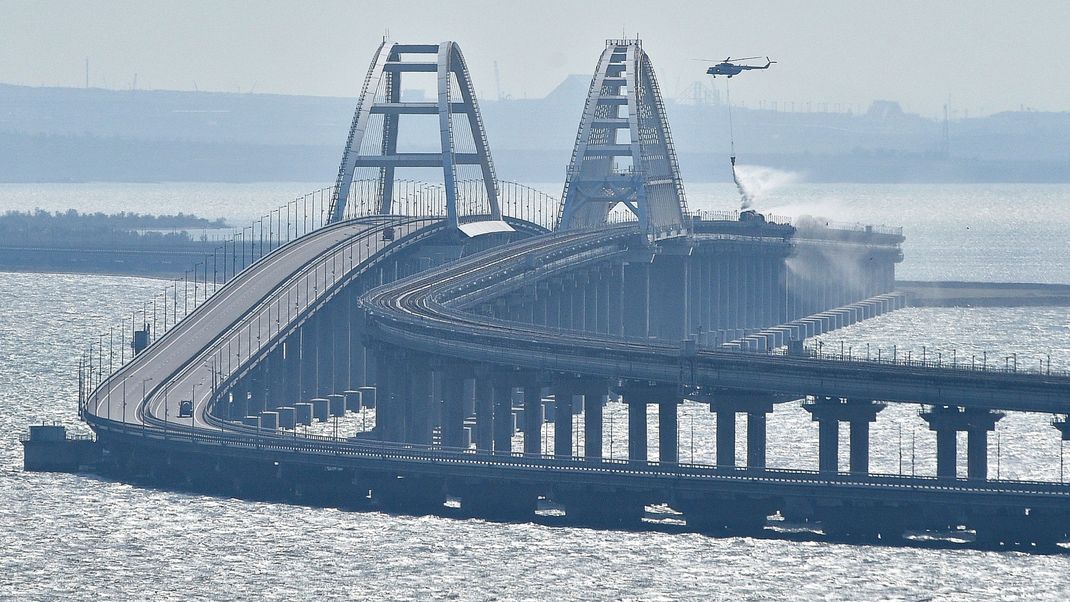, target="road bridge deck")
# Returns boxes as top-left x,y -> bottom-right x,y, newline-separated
363,226 -> 1070,414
